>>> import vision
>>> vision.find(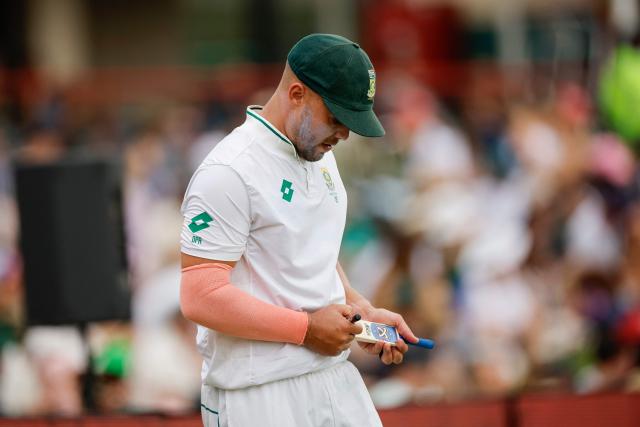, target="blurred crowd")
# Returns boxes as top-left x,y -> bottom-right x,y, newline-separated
1,50 -> 640,417
0,94 -> 229,416
342,72 -> 640,408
